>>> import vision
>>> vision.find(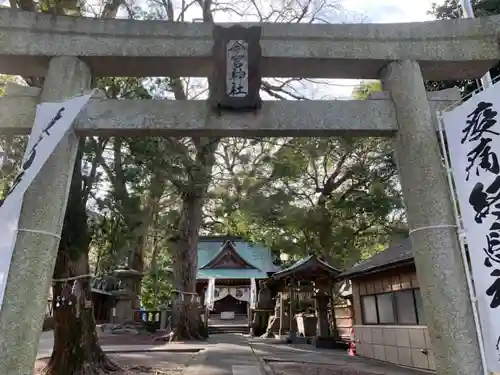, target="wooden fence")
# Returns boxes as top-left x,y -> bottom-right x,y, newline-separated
331,303 -> 353,340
